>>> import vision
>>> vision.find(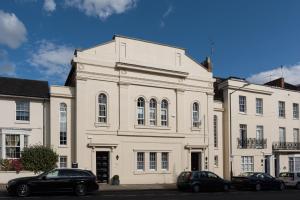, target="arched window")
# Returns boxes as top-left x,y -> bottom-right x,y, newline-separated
98,93 -> 107,123
192,102 -> 200,127
214,115 -> 218,147
137,97 -> 145,125
161,99 -> 168,126
149,98 -> 157,126
60,103 -> 67,145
